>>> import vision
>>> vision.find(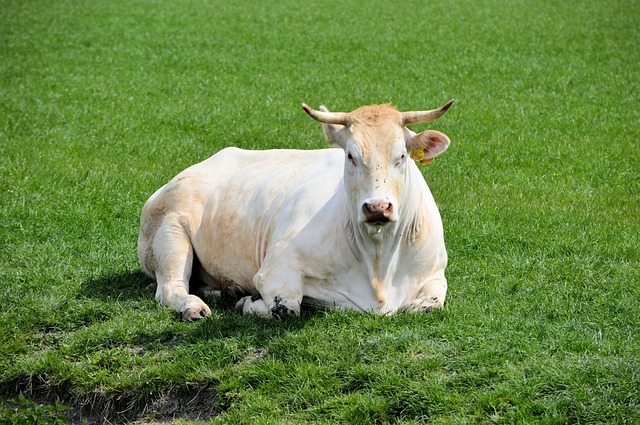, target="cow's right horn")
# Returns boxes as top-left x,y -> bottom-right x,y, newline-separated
302,103 -> 351,126
401,99 -> 455,125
